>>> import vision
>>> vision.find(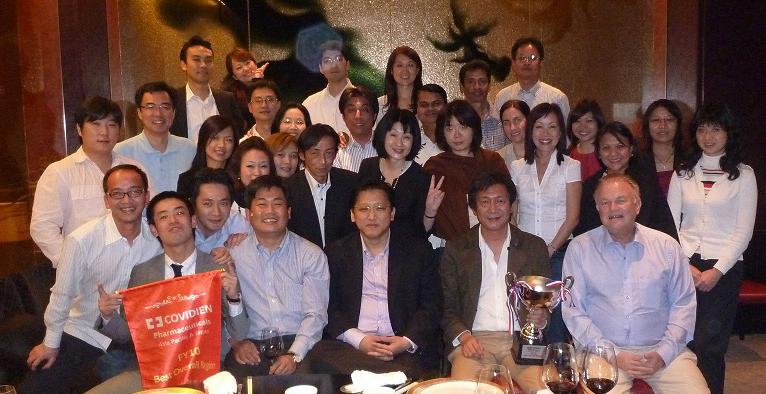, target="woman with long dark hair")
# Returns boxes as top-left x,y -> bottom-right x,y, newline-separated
574,121 -> 677,239
221,47 -> 268,127
642,99 -> 685,197
177,115 -> 238,197
668,102 -> 757,394
567,99 -> 606,180
377,46 -> 423,122
496,99 -> 530,170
